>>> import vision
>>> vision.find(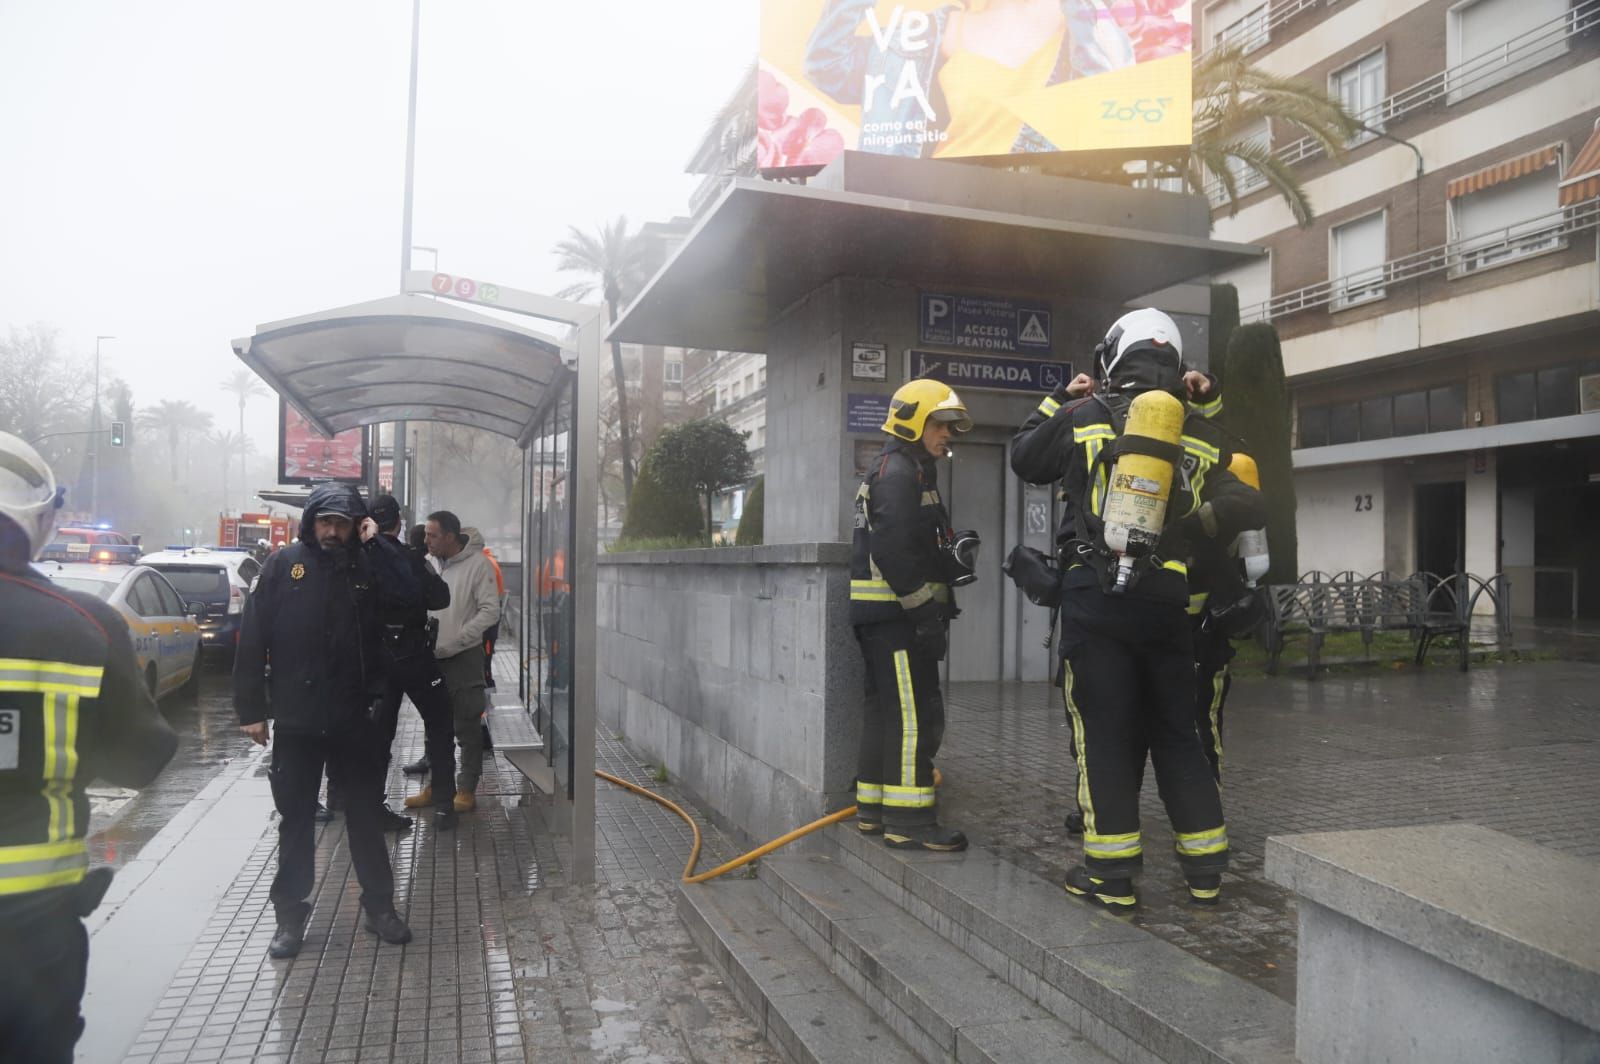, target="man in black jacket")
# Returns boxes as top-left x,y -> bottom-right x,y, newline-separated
0,432 -> 178,1063
364,495 -> 458,829
234,482 -> 422,958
